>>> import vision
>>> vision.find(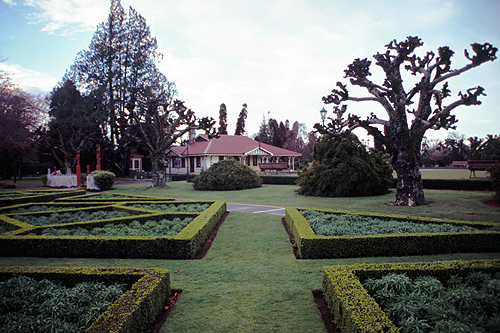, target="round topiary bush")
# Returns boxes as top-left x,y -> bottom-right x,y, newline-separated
193,159 -> 262,191
91,170 -> 116,191
296,134 -> 393,197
